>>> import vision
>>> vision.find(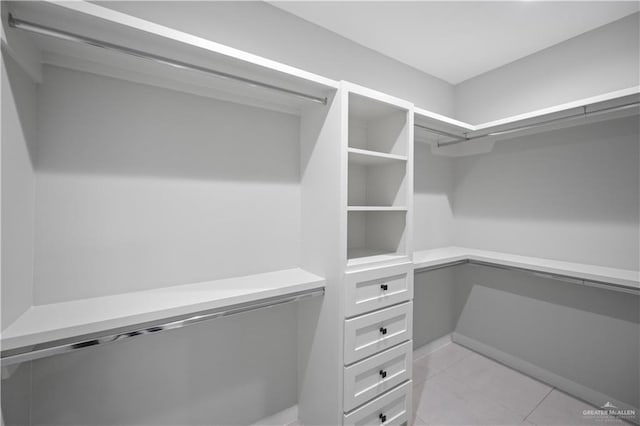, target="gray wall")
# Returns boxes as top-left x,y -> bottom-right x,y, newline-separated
1,51 -> 36,329
413,117 -> 639,411
452,116 -> 639,270
455,13 -> 640,123
1,363 -> 31,426
455,264 -> 639,409
413,142 -> 455,251
34,65 -> 301,304
413,268 -> 456,349
96,1 -> 455,116
29,304 -> 298,425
